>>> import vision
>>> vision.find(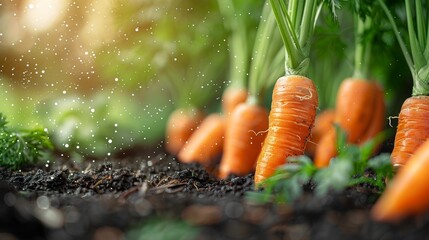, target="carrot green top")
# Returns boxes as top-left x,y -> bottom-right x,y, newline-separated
269,0 -> 323,77
378,0 -> 429,96
217,0 -> 252,89
247,1 -> 284,105
353,16 -> 374,79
